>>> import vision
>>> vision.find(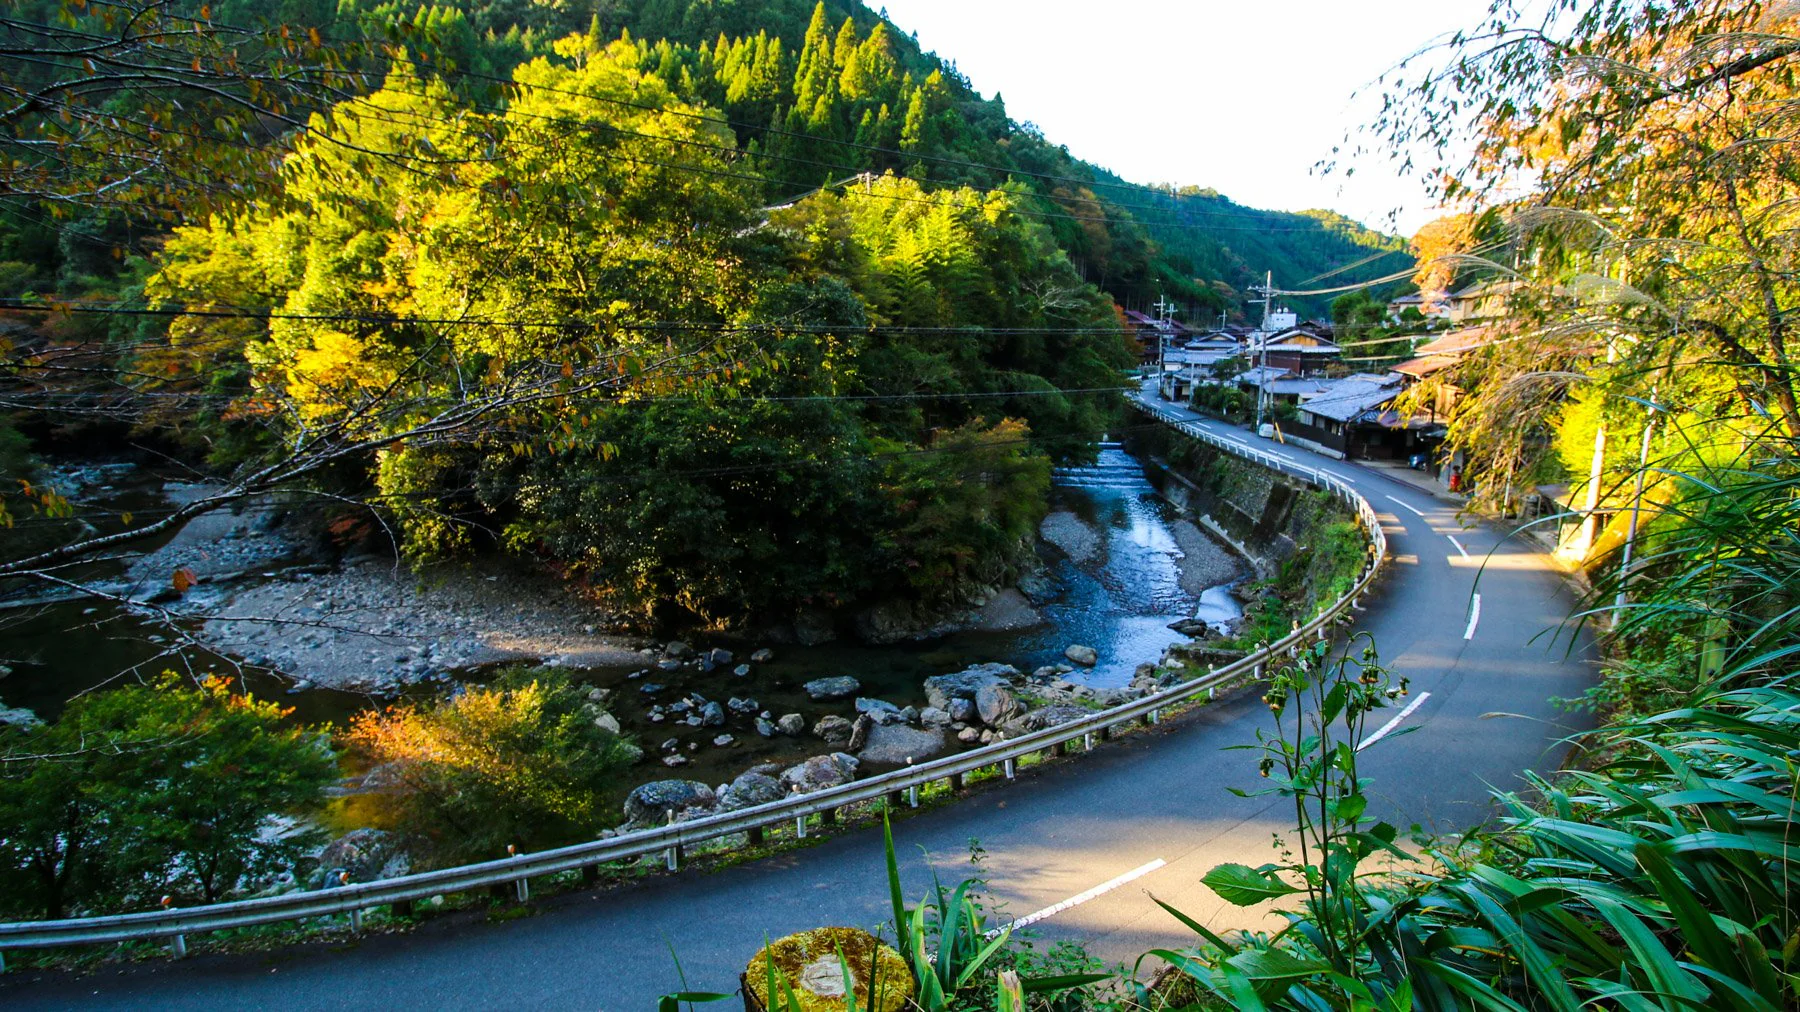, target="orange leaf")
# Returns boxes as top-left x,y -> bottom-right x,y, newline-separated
172,567 -> 198,593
